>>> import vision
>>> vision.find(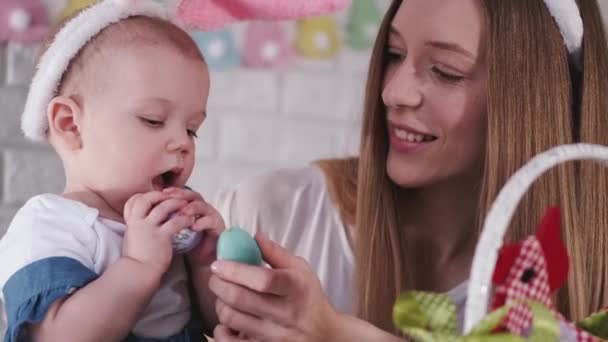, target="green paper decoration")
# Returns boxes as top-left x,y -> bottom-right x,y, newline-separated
346,0 -> 383,50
